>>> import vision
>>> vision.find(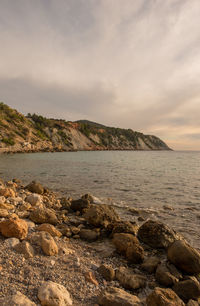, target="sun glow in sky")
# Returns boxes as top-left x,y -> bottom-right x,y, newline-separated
0,0 -> 200,150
